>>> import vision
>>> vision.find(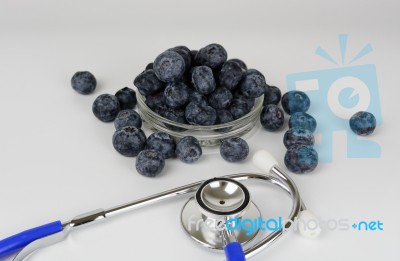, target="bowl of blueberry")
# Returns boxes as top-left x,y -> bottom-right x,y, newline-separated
135,44 -> 266,146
